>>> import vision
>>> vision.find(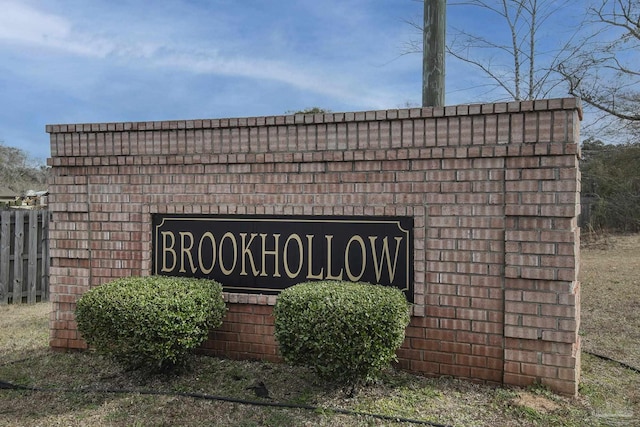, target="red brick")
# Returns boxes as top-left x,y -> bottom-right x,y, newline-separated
470,367 -> 502,383
457,331 -> 488,345
397,347 -> 422,362
503,373 -> 536,388
523,291 -> 558,304
541,378 -> 578,396
472,321 -> 503,334
521,363 -> 558,378
406,327 -> 426,338
542,354 -> 577,368
441,341 -> 472,354
505,326 -> 539,340
472,345 -> 503,359
505,349 -> 539,364
440,295 -> 471,307
411,338 -> 441,351
541,304 -> 576,318
67,339 -> 88,350
522,315 -> 558,329
471,298 -> 502,311
440,319 -> 471,330
440,364 -> 471,378
541,330 -> 577,343
426,328 -> 456,341
456,308 -> 488,321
